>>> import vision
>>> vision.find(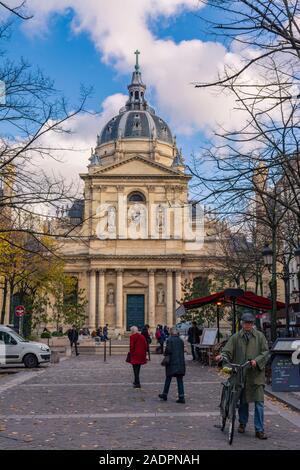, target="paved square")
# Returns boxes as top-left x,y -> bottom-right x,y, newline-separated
0,354 -> 299,450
